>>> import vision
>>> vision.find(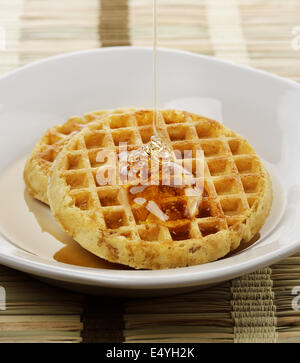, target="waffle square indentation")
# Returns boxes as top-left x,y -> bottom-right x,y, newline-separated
40,148 -> 58,163
173,142 -> 198,159
109,114 -> 133,129
73,191 -> 92,210
241,175 -> 259,193
200,140 -> 227,157
234,156 -> 255,174
88,149 -> 109,168
84,132 -> 107,149
66,153 -> 85,170
220,197 -> 245,216
45,133 -> 63,146
138,226 -> 161,241
167,125 -> 189,141
139,126 -> 154,143
214,177 -> 240,195
228,139 -> 254,155
207,157 -> 231,176
103,209 -> 128,229
196,199 -> 214,218
195,122 -> 214,139
163,111 -> 186,124
198,220 -> 220,237
112,129 -> 136,146
65,172 -> 89,189
169,223 -> 191,241
135,111 -> 153,126
132,206 -> 149,225
56,117 -> 84,135
98,188 -> 120,206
